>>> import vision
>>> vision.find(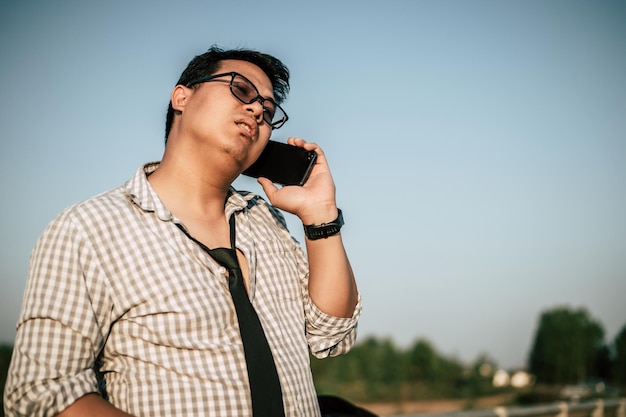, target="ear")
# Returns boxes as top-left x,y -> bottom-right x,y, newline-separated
171,85 -> 192,112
